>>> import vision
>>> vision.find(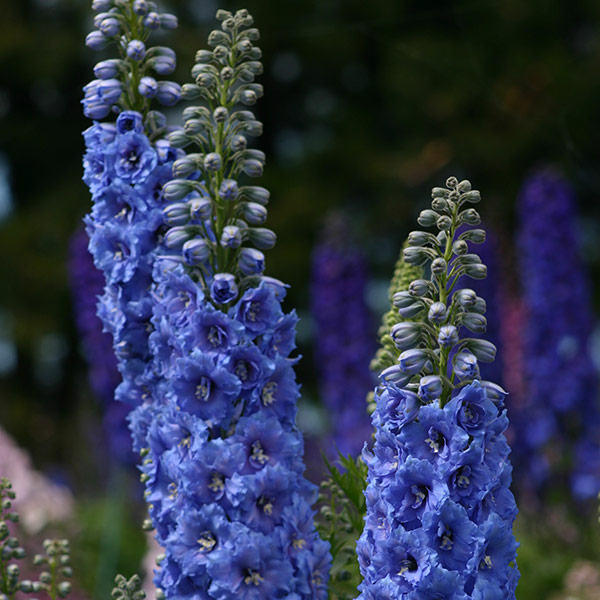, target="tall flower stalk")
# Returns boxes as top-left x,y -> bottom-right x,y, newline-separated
516,169 -> 600,500
82,3 -> 331,598
356,177 -> 519,599
310,214 -> 375,457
